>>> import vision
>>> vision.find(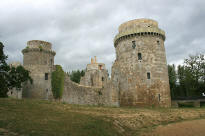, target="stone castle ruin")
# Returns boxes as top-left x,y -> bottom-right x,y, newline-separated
80,56 -> 109,88
9,18 -> 171,107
